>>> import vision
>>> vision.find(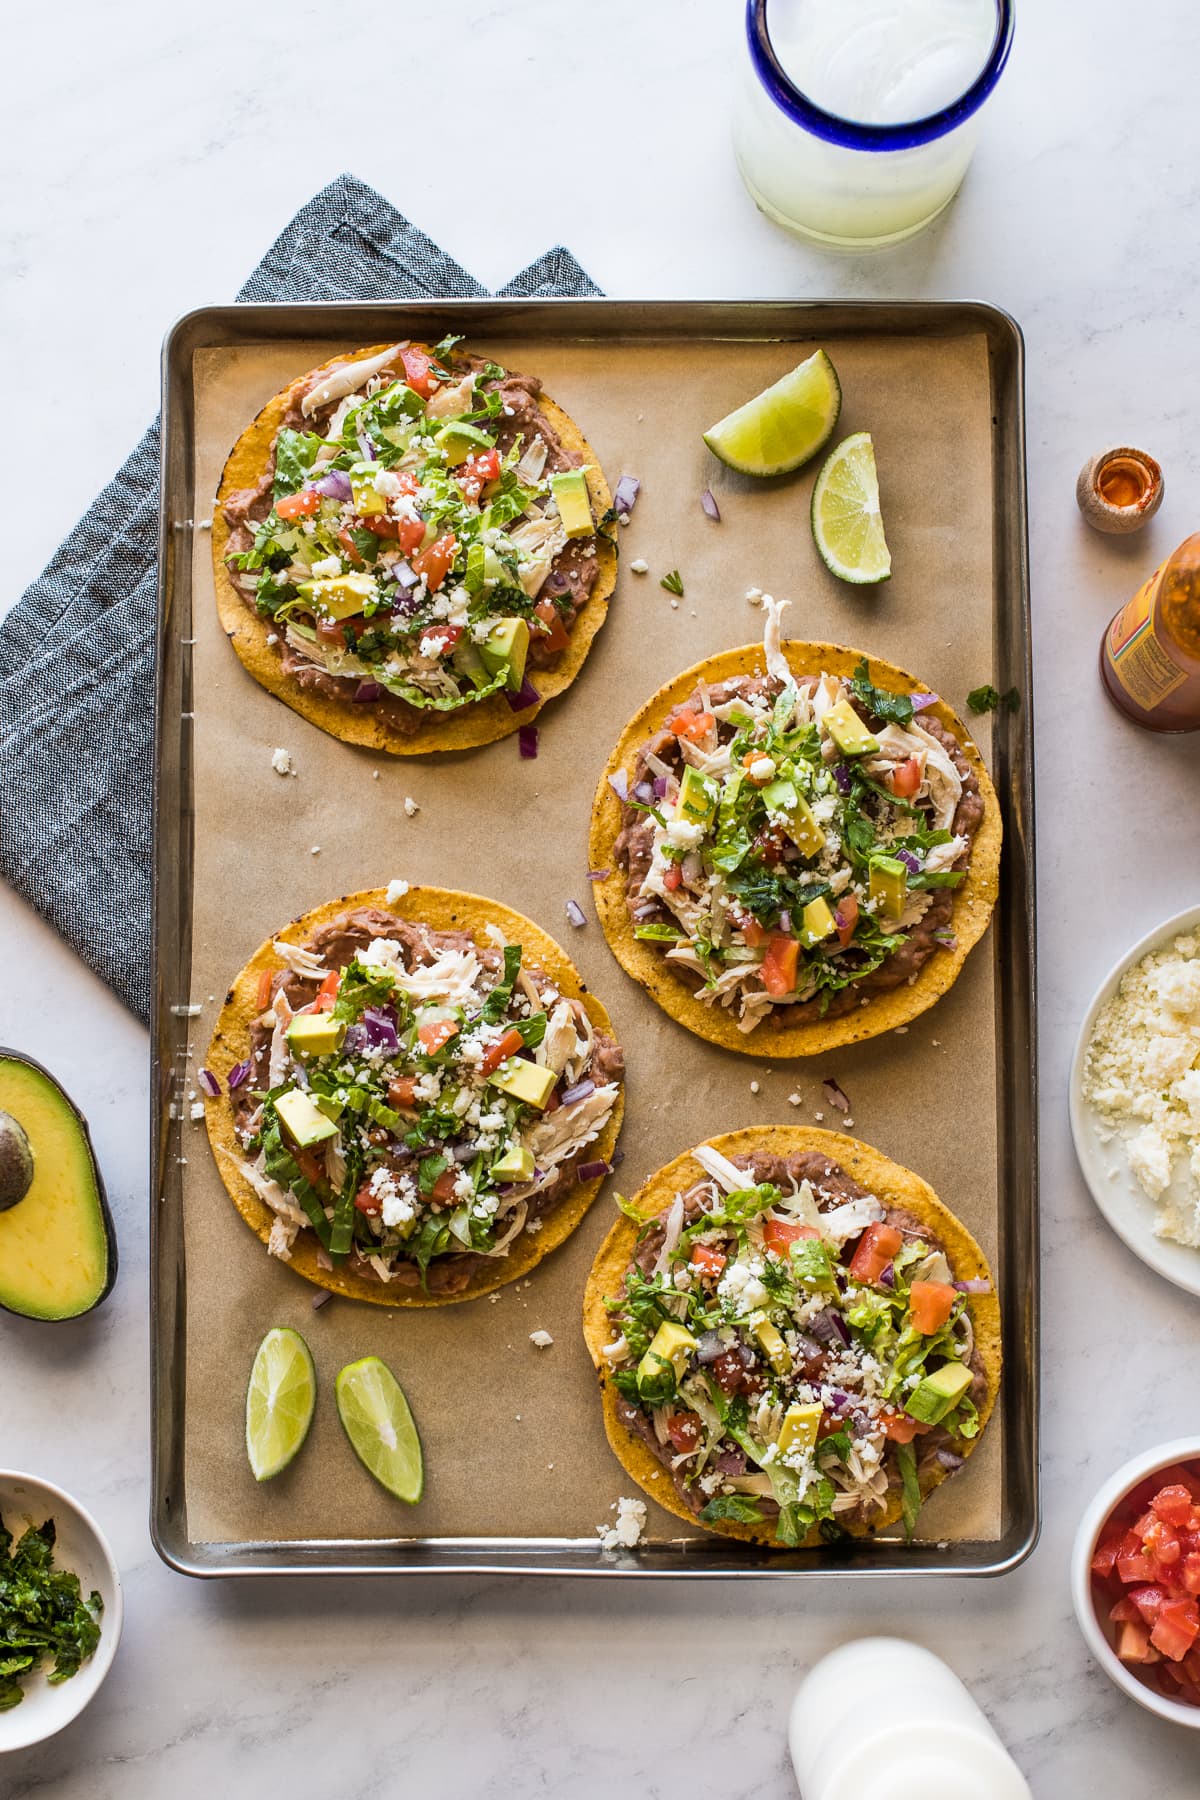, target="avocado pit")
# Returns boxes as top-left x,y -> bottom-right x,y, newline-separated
0,1107 -> 34,1211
